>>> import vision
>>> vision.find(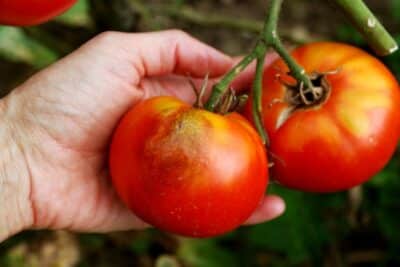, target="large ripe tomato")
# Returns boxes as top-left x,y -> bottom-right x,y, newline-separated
0,0 -> 77,26
246,42 -> 400,192
110,96 -> 268,237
